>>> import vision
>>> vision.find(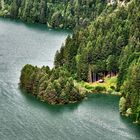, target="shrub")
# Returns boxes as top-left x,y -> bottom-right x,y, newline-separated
85,85 -> 95,90
110,86 -> 116,90
119,97 -> 126,114
94,86 -> 106,92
